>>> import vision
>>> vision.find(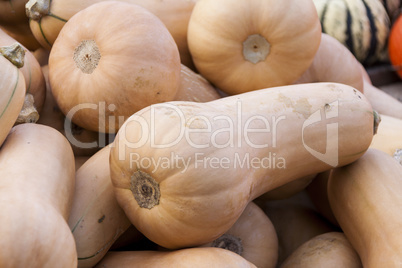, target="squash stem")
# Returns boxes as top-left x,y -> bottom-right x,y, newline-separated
15,94 -> 40,124
373,110 -> 381,135
0,43 -> 25,68
25,0 -> 50,21
394,149 -> 402,165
